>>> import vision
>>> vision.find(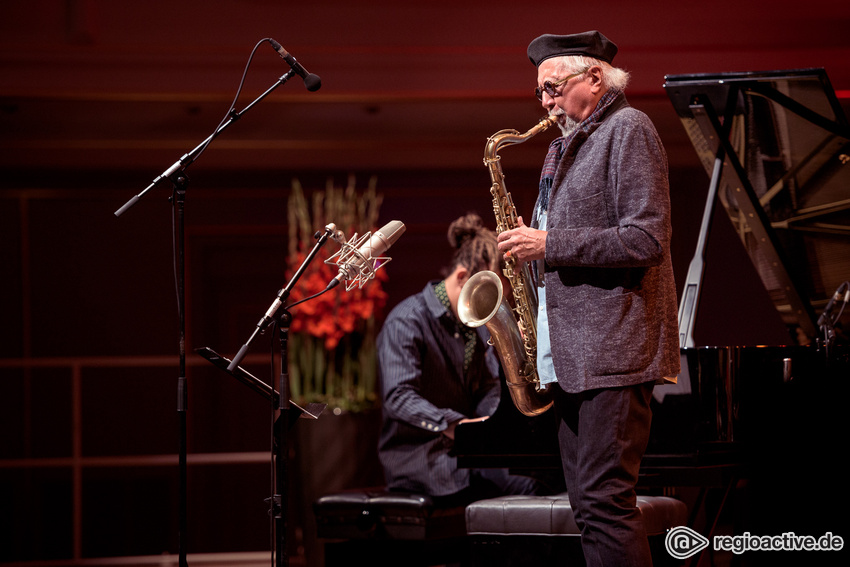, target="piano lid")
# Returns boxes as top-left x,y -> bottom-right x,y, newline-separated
664,68 -> 850,345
